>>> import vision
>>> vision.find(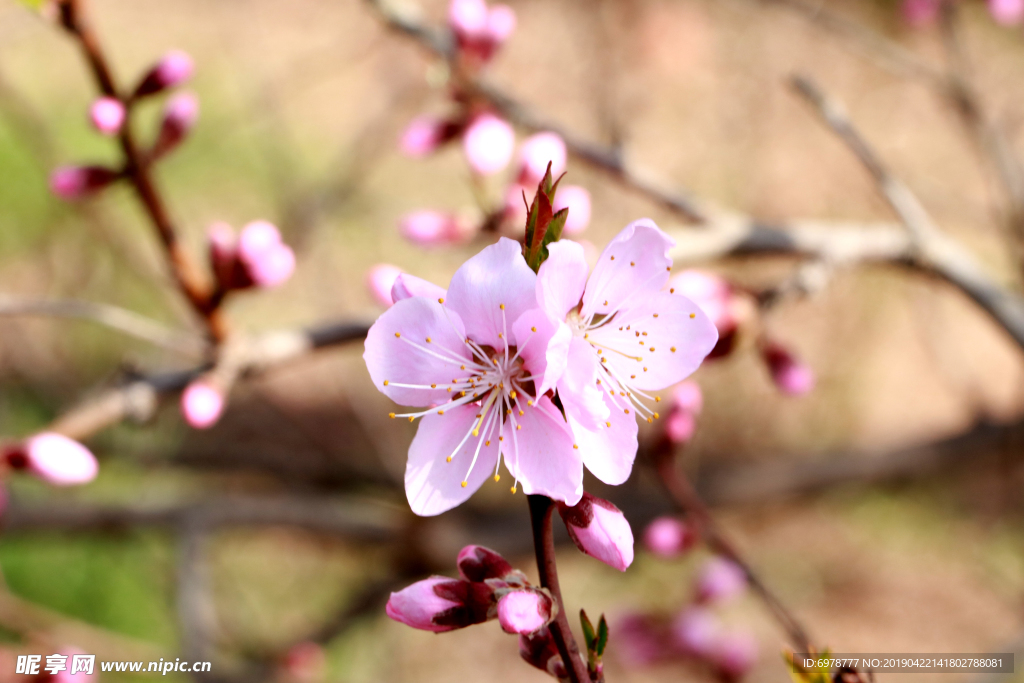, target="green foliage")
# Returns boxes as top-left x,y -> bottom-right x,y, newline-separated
580,609 -> 609,677
522,162 -> 567,272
